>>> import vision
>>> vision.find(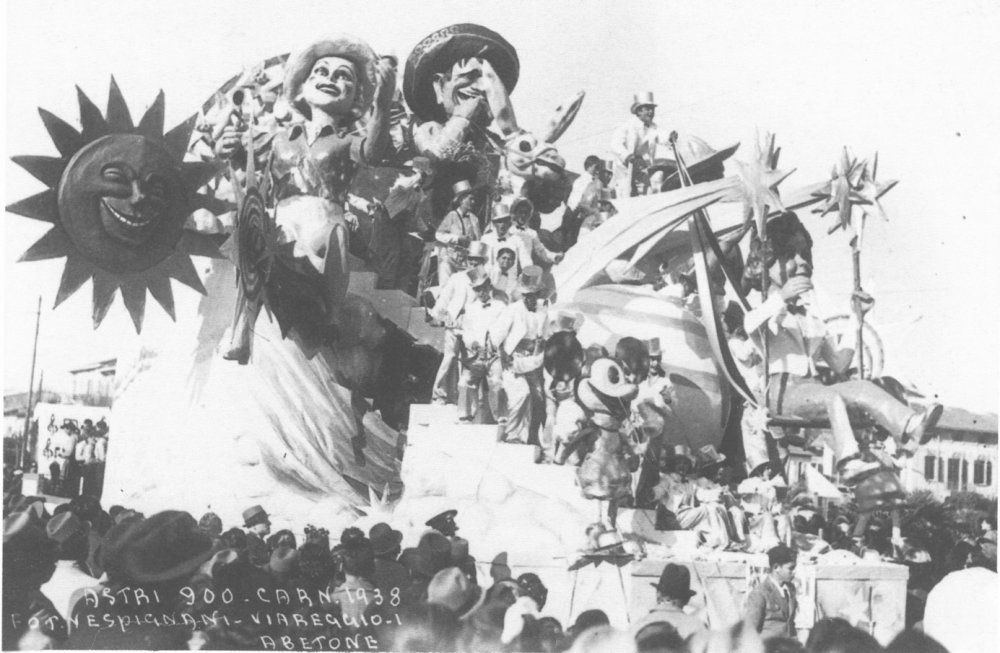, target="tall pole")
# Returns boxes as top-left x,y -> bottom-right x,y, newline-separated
20,296 -> 41,468
852,244 -> 865,379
